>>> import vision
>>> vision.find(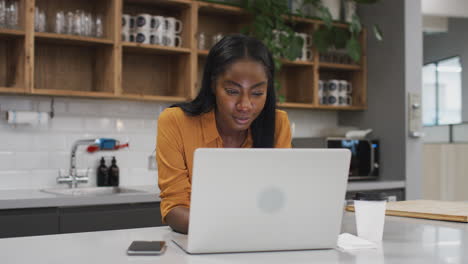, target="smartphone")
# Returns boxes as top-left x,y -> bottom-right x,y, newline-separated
127,241 -> 167,255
